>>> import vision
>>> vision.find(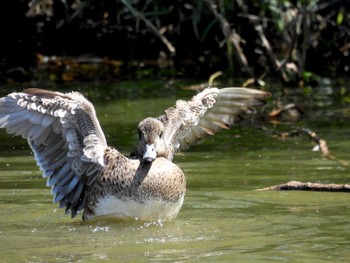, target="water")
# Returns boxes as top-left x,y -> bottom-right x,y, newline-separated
0,82 -> 350,262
